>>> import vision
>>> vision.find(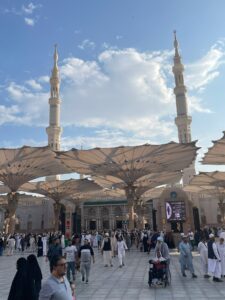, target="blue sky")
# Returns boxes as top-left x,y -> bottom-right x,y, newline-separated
1,0 -> 225,172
